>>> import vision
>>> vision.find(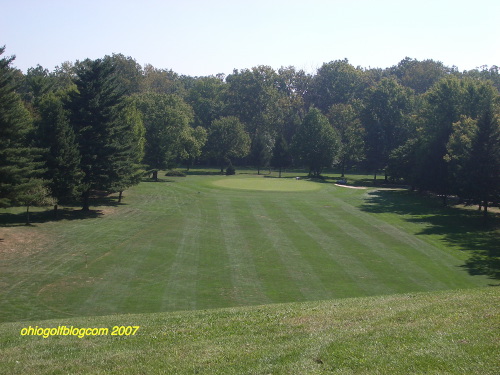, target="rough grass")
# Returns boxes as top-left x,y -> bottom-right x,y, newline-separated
0,170 -> 496,324
0,288 -> 498,374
